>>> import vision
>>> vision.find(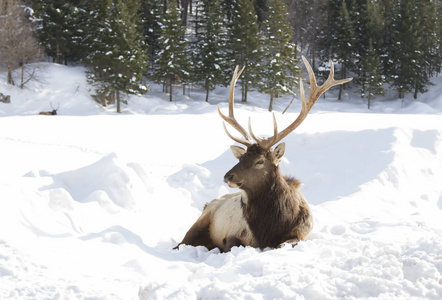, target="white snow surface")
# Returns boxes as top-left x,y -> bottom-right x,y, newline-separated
1,63 -> 442,299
